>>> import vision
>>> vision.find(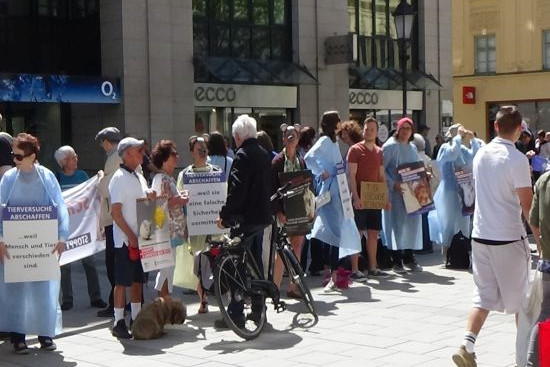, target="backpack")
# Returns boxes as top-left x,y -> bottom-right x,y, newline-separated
446,231 -> 471,269
193,242 -> 222,294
